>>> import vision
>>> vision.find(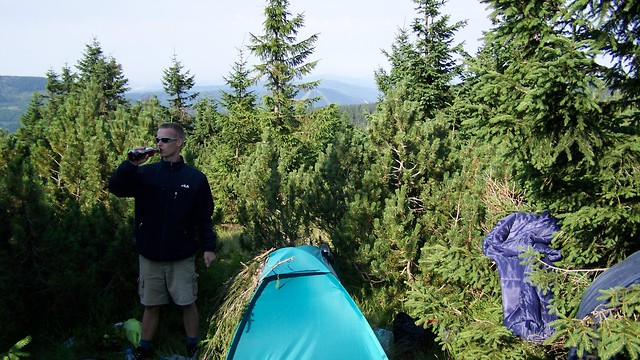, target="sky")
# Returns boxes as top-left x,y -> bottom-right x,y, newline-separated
1,0 -> 492,89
